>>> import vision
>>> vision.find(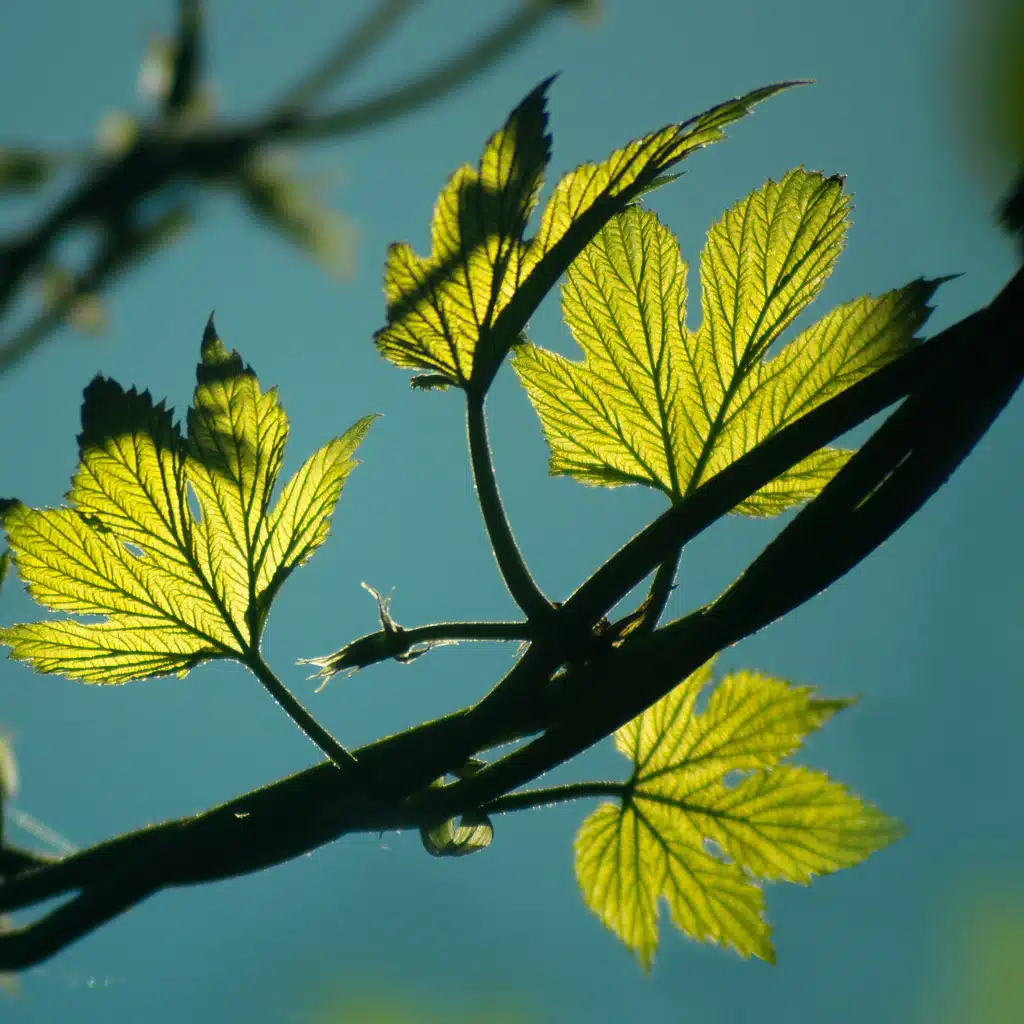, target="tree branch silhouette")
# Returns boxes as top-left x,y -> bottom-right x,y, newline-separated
1,259 -> 1020,968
